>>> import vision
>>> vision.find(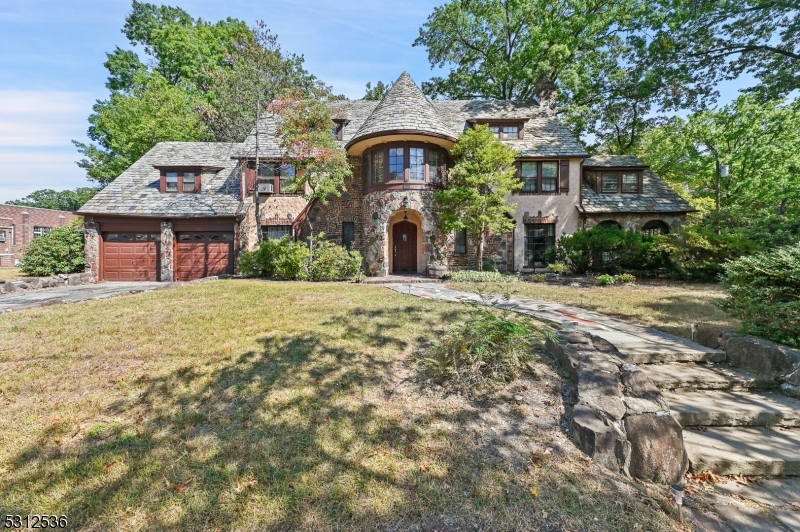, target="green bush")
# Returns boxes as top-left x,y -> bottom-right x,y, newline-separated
721,243 -> 800,347
596,274 -> 615,286
550,225 -> 671,276
548,262 -> 567,274
422,304 -> 545,388
618,273 -> 636,284
448,270 -> 517,283
238,233 -> 362,281
528,274 -> 547,282
19,224 -> 85,276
